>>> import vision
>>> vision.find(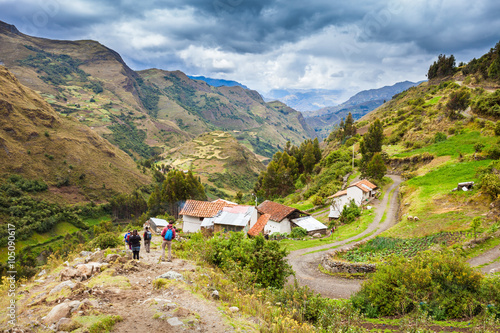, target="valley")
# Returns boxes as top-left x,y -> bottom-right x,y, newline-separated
0,17 -> 500,333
